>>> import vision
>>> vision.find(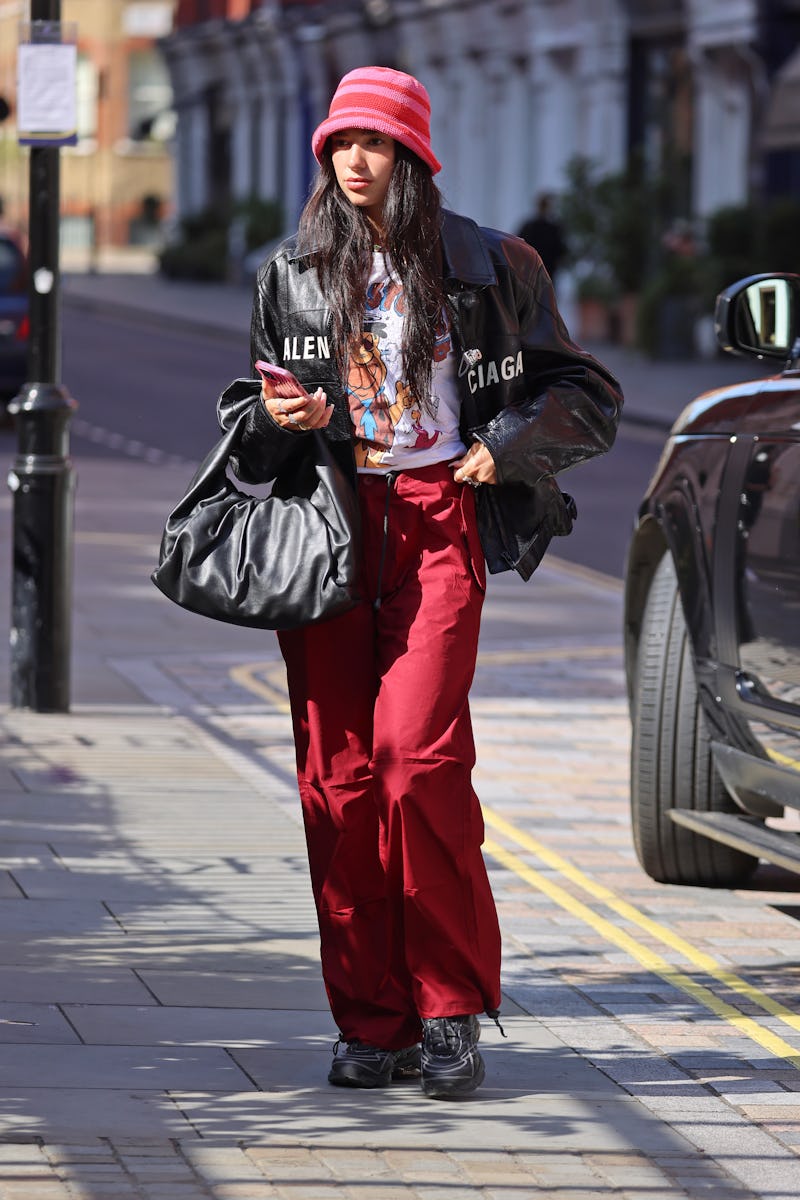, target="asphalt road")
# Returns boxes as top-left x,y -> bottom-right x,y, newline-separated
60,304 -> 663,581
63,304 -> 248,464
